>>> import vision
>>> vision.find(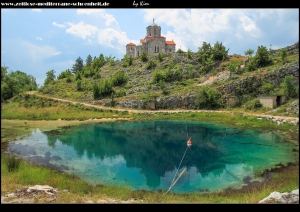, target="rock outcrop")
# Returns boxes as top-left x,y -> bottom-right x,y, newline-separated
258,189 -> 299,204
